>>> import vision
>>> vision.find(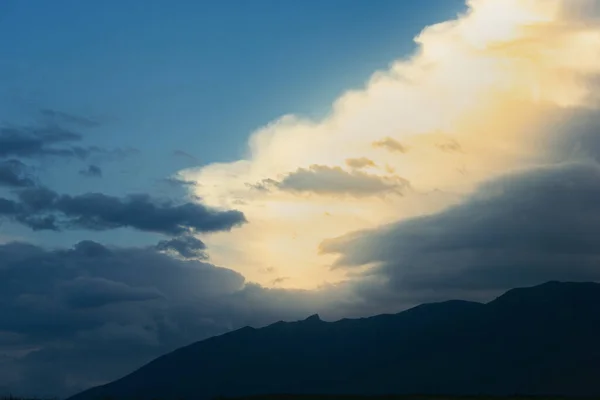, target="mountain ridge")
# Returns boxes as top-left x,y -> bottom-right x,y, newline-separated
68,281 -> 600,400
